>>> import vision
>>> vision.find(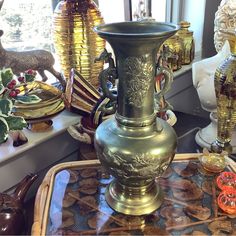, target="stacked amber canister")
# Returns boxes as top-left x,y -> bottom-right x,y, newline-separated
53,0 -> 105,88
177,21 -> 195,65
160,21 -> 195,71
162,34 -> 183,71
